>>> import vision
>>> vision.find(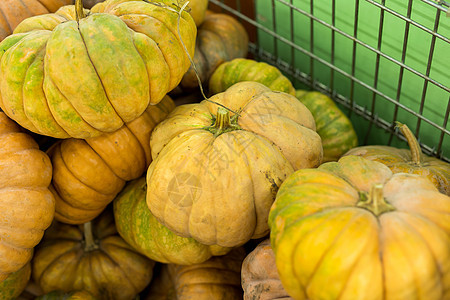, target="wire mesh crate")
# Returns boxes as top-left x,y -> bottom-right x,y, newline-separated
209,0 -> 450,162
